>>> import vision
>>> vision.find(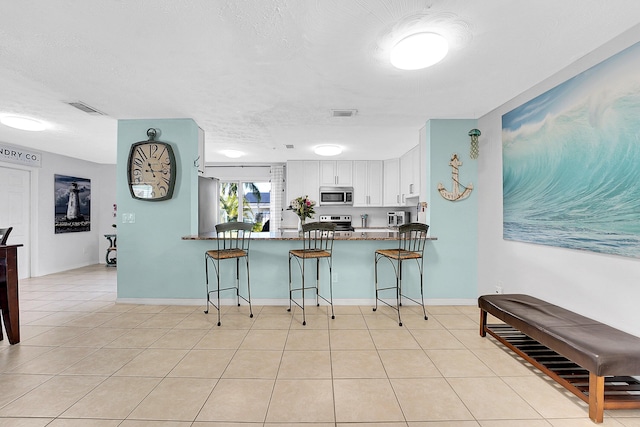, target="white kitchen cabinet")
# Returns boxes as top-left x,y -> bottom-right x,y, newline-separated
353,160 -> 383,207
383,158 -> 401,206
286,160 -> 320,204
400,145 -> 420,204
319,160 -> 352,186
